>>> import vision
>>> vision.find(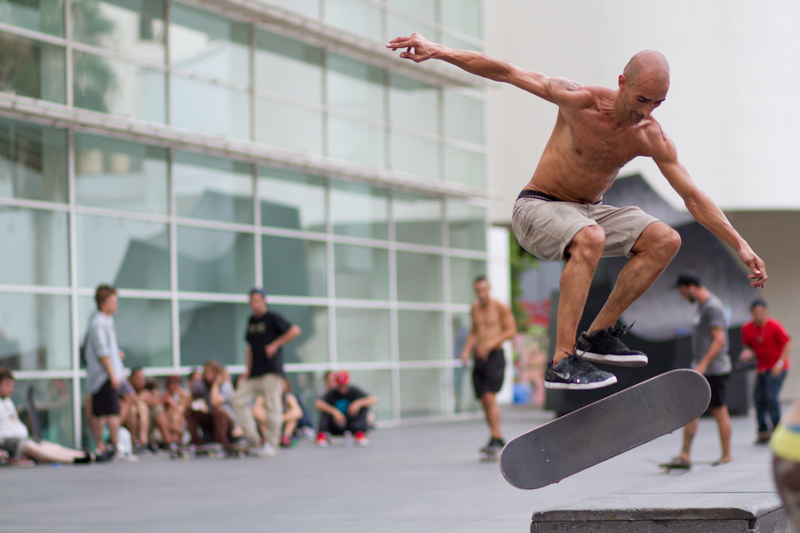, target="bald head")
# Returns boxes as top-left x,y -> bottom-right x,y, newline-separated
623,50 -> 670,87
